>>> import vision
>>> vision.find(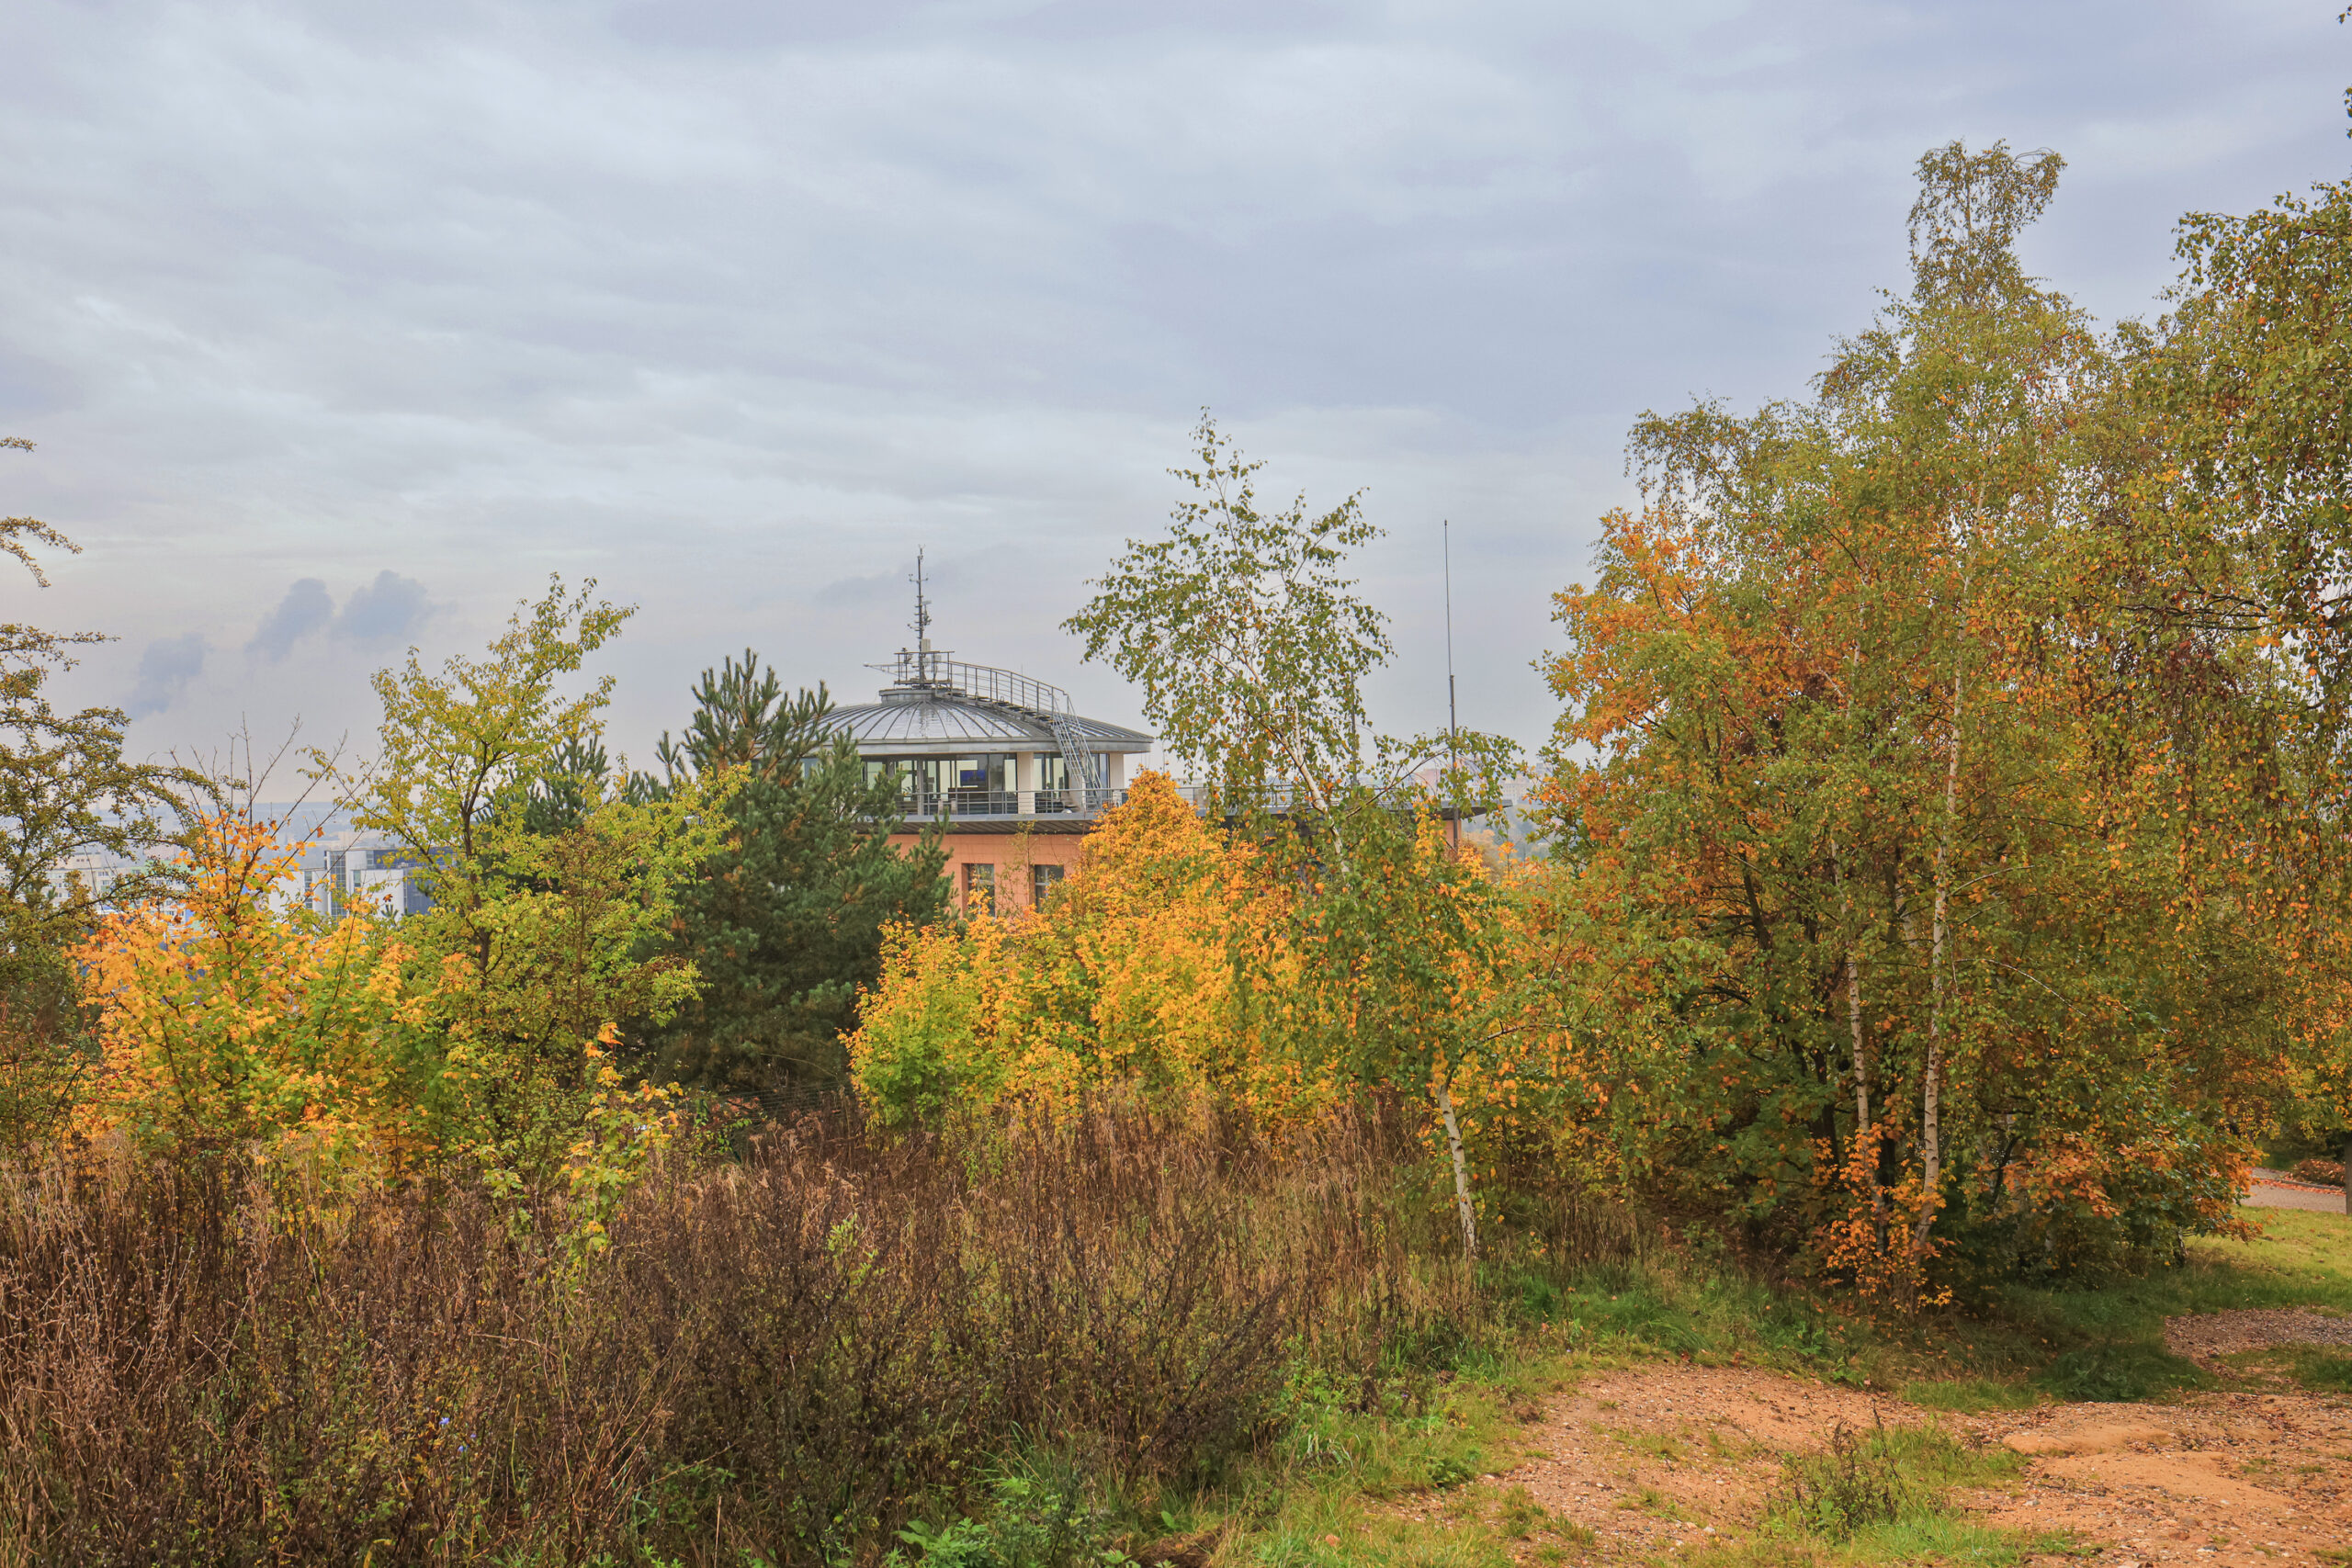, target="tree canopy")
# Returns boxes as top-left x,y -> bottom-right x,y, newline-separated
639,651 -> 950,1103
